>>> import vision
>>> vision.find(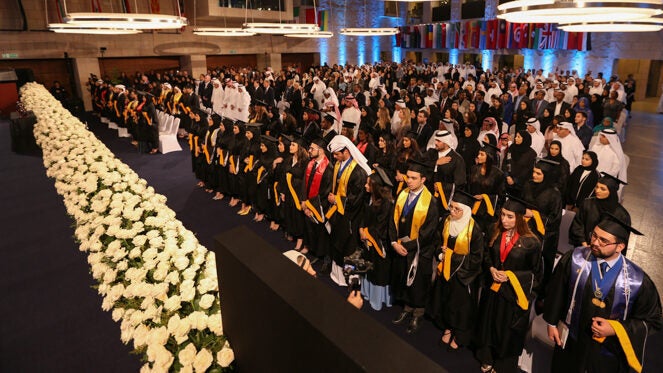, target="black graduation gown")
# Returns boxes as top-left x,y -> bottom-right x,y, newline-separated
565,167 -> 600,208
282,158 -> 307,238
476,235 -> 542,366
388,190 -> 440,308
502,148 -> 537,195
428,219 -> 484,345
252,150 -> 277,216
360,198 -> 394,286
272,156 -> 288,226
328,163 -> 368,266
203,125 -> 220,188
143,103 -> 159,149
569,198 -> 631,247
302,159 -> 333,258
543,249 -> 662,373
240,139 -> 261,205
215,130 -> 235,195
468,165 -> 506,234
423,148 -> 467,218
373,149 -> 396,172
356,141 -> 379,166
229,135 -> 248,198
522,182 -> 563,296
458,136 -> 481,175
